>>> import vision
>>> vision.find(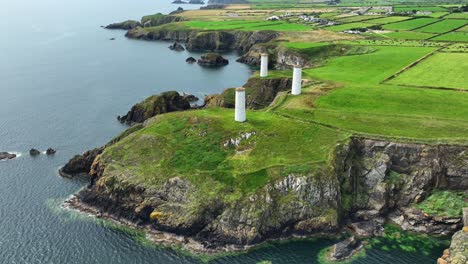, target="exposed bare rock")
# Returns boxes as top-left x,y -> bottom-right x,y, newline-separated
118,91 -> 191,124
329,236 -> 363,261
197,53 -> 228,67
59,147 -> 103,177
29,149 -> 40,156
0,152 -> 16,160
